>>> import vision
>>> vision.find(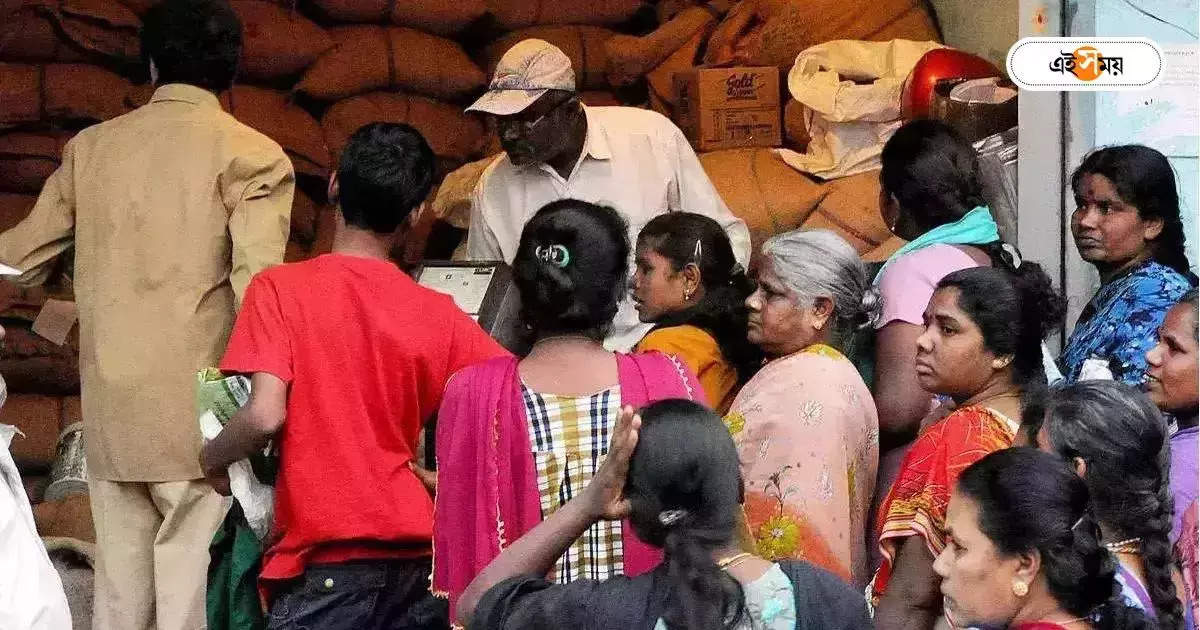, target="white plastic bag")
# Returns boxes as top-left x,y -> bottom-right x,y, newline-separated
776,39 -> 944,179
1,422 -> 73,630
